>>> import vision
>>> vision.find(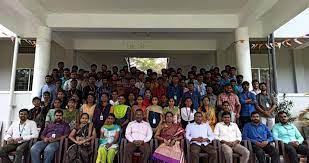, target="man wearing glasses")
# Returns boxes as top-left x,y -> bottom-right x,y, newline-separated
272,111 -> 309,163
